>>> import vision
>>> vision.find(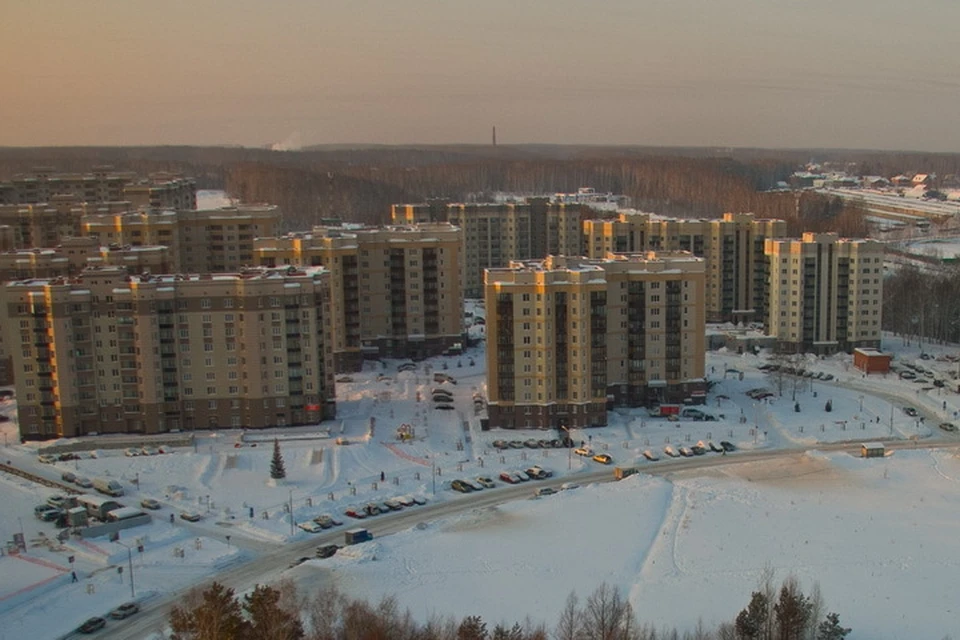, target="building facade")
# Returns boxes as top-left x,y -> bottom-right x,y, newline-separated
0,168 -> 196,210
0,237 -> 173,282
254,223 -> 464,370
583,212 -> 786,323
763,233 -> 883,354
484,252 -> 706,430
3,266 -> 335,441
